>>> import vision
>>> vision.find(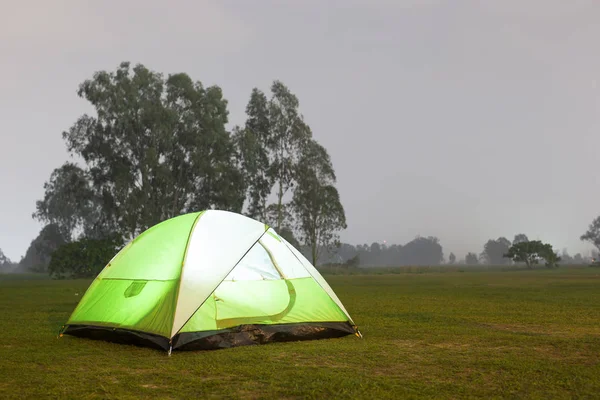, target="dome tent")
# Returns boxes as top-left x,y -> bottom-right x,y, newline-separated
59,210 -> 360,353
